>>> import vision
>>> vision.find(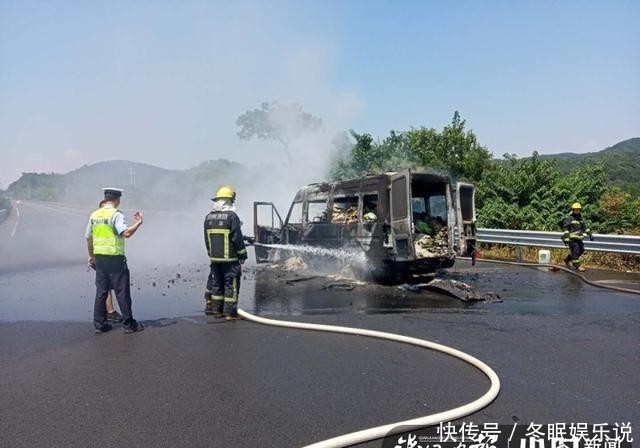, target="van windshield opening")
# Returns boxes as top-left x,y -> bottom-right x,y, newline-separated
287,202 -> 303,225
308,200 -> 329,223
